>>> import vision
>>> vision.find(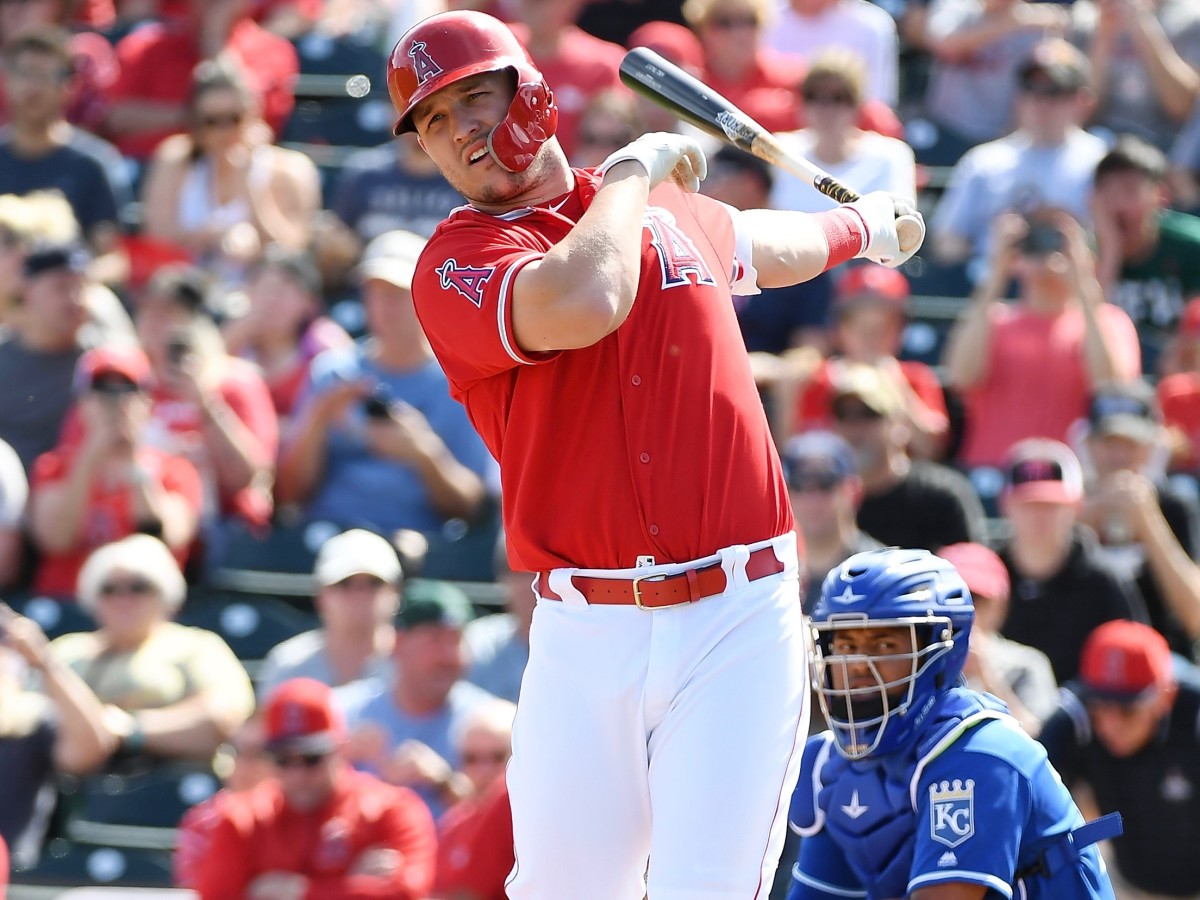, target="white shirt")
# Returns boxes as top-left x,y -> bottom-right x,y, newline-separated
769,129 -> 916,212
